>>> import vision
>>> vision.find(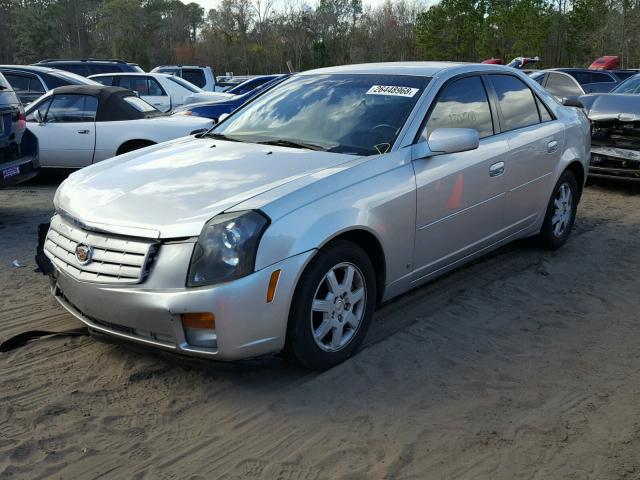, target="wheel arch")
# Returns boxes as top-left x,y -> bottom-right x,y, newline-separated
565,160 -> 585,199
315,228 -> 387,304
116,139 -> 157,156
